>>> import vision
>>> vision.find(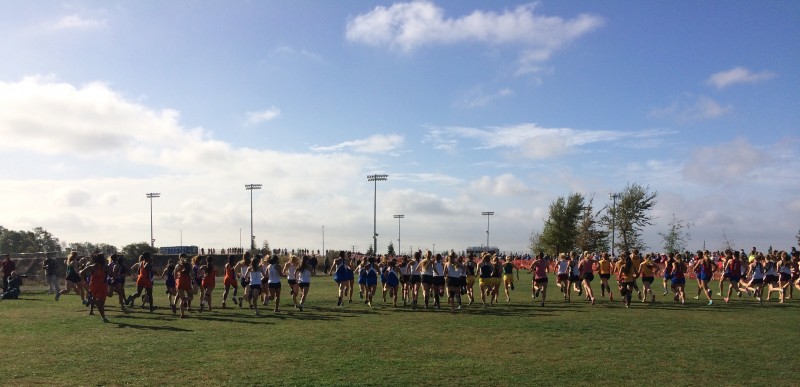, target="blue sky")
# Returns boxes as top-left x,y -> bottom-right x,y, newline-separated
0,1 -> 798,254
